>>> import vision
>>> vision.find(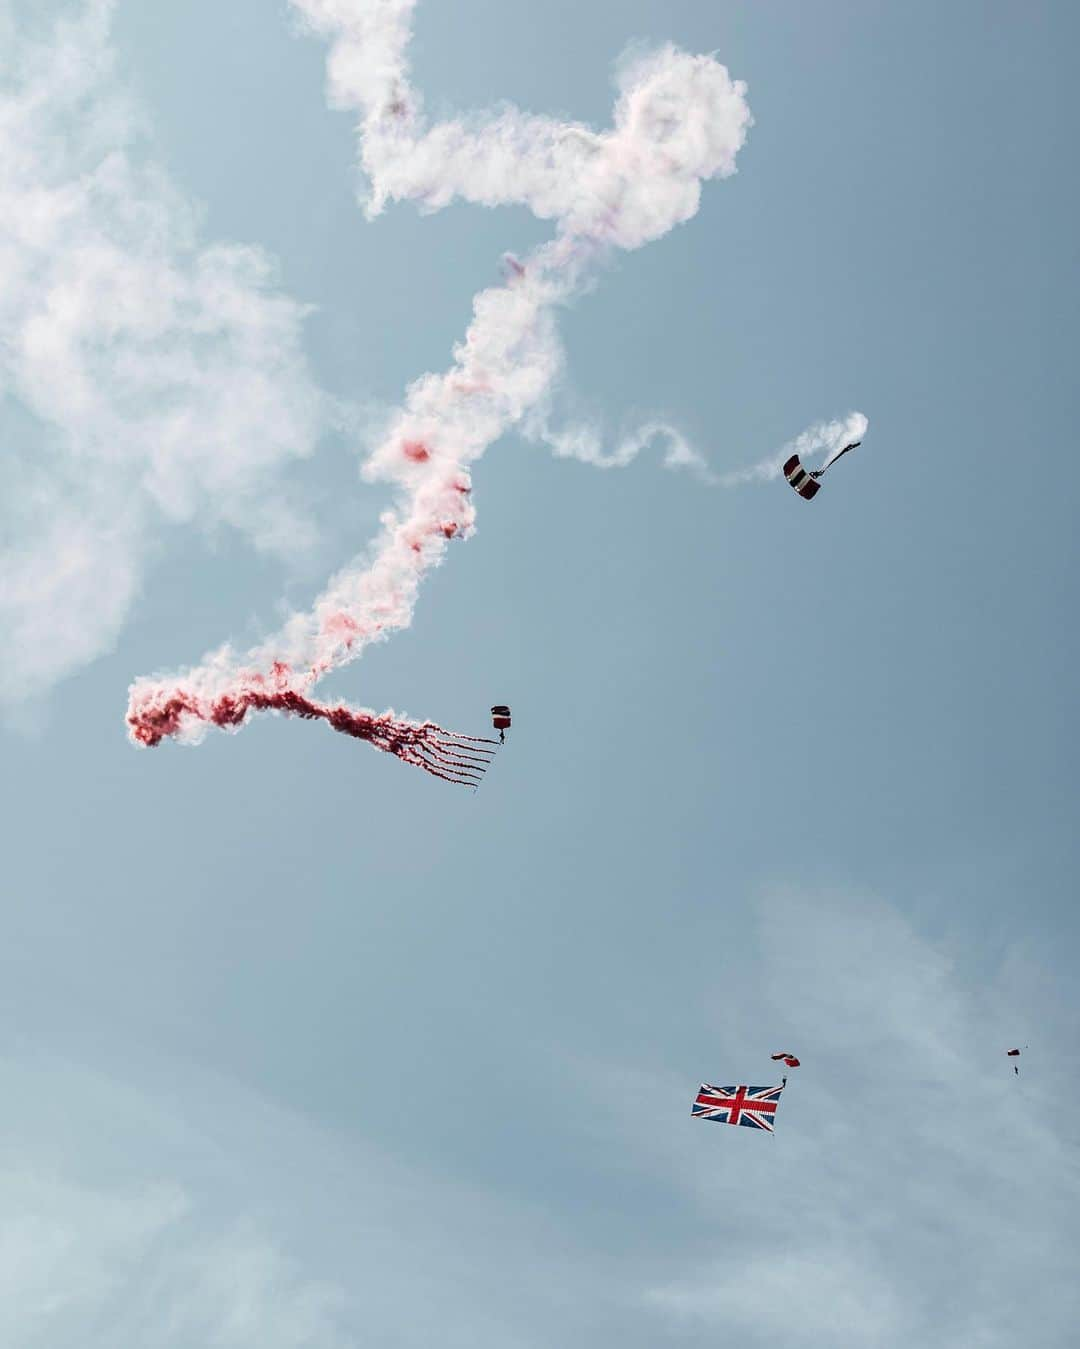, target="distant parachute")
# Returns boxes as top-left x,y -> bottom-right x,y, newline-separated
1007,1047 -> 1026,1076
784,440 -> 861,500
491,704 -> 511,743
770,1052 -> 801,1068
